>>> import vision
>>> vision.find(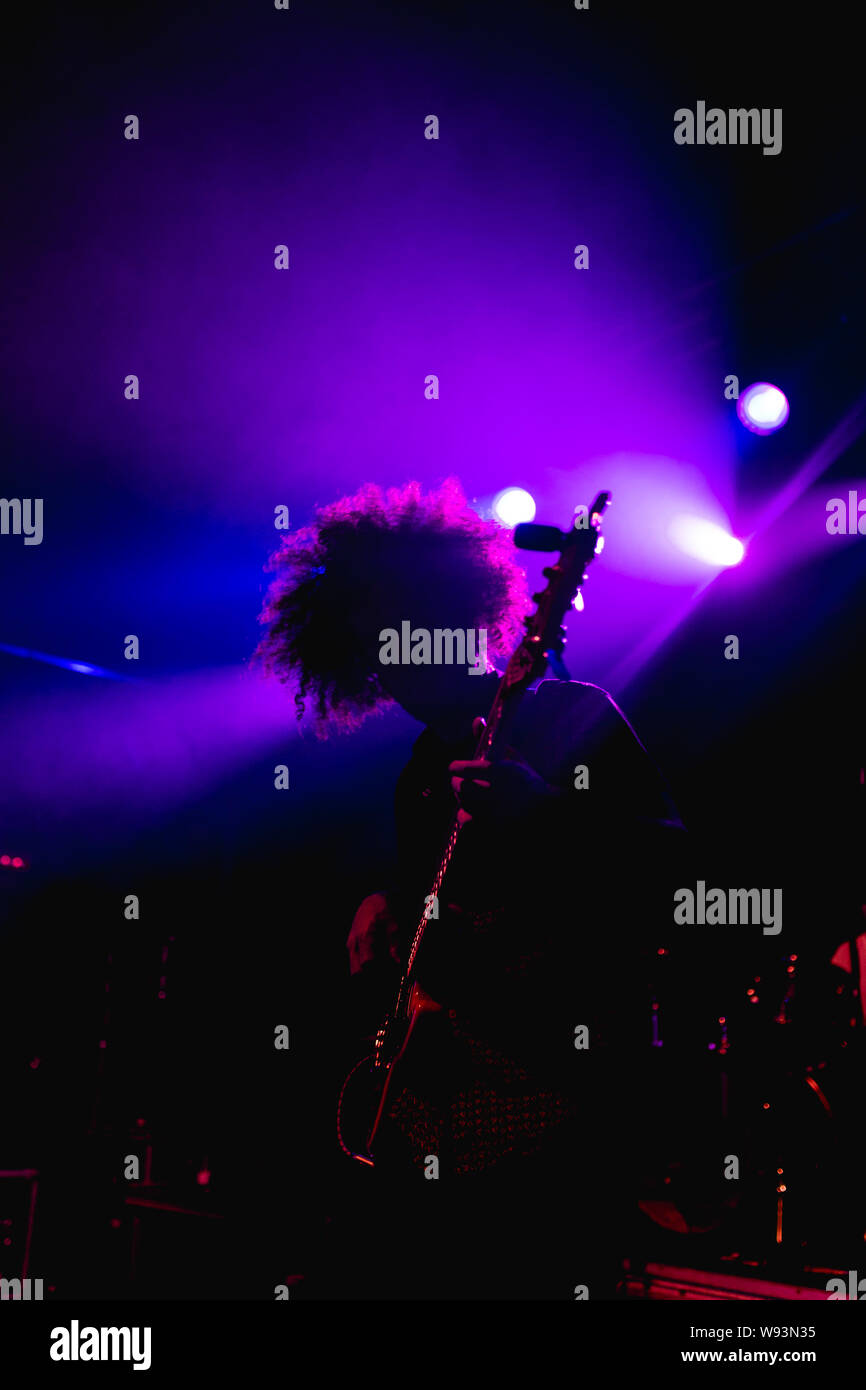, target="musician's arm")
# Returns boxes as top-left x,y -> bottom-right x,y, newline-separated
346,891 -> 401,977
